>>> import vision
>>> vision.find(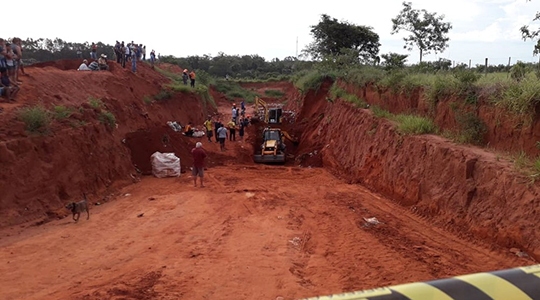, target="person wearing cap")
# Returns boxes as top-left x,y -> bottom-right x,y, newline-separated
98,54 -> 109,70
191,142 -> 207,187
182,69 -> 188,85
77,59 -> 91,71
